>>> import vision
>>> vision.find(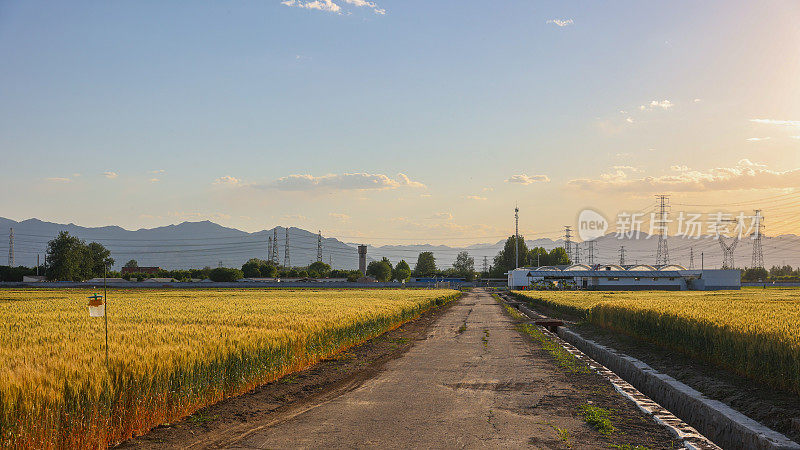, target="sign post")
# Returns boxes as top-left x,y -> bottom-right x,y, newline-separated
87,264 -> 109,367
